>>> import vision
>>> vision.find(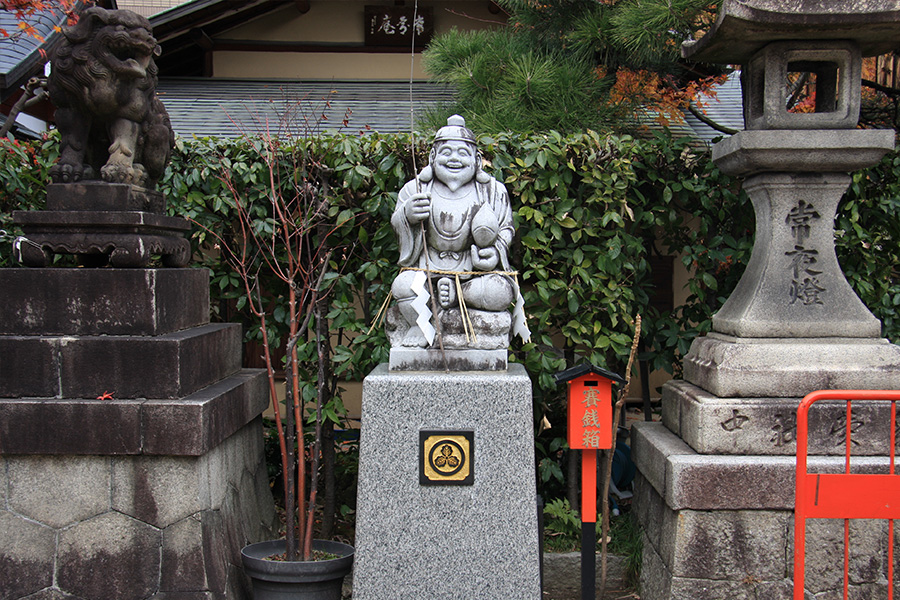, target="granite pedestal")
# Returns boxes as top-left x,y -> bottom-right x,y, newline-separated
353,364 -> 541,599
0,268 -> 275,600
